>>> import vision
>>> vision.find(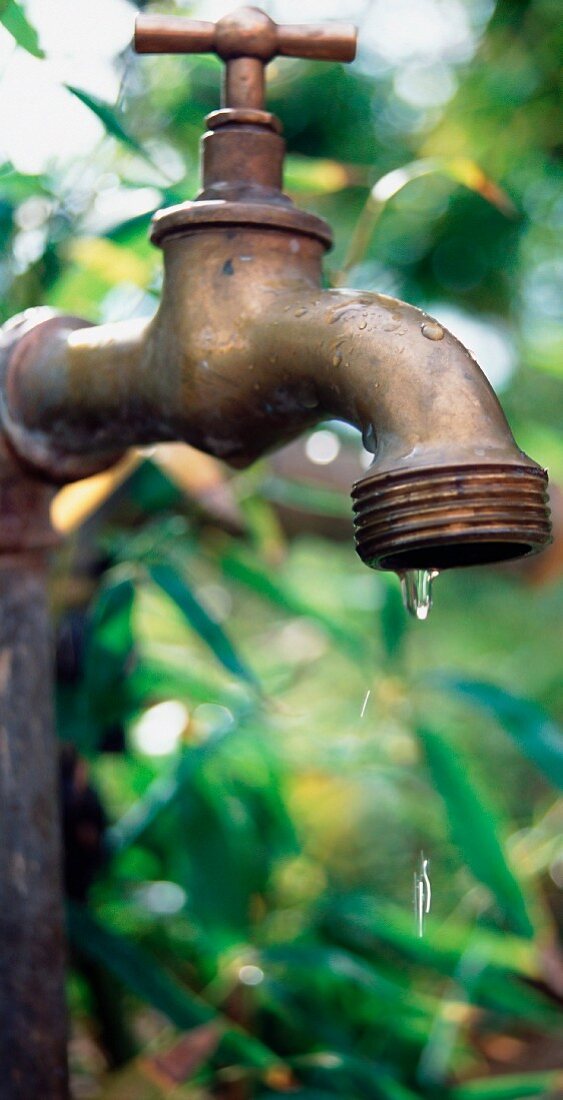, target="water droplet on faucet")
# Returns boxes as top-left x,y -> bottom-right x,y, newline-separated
421,320 -> 444,341
361,423 -> 377,453
399,569 -> 439,620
